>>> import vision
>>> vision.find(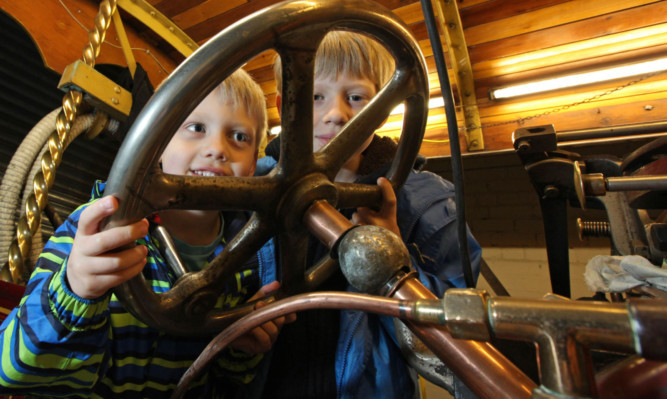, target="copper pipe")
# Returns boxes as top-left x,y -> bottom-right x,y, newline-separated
171,292 -> 414,399
303,199 -> 355,251
596,356 -> 667,399
392,278 -> 536,399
